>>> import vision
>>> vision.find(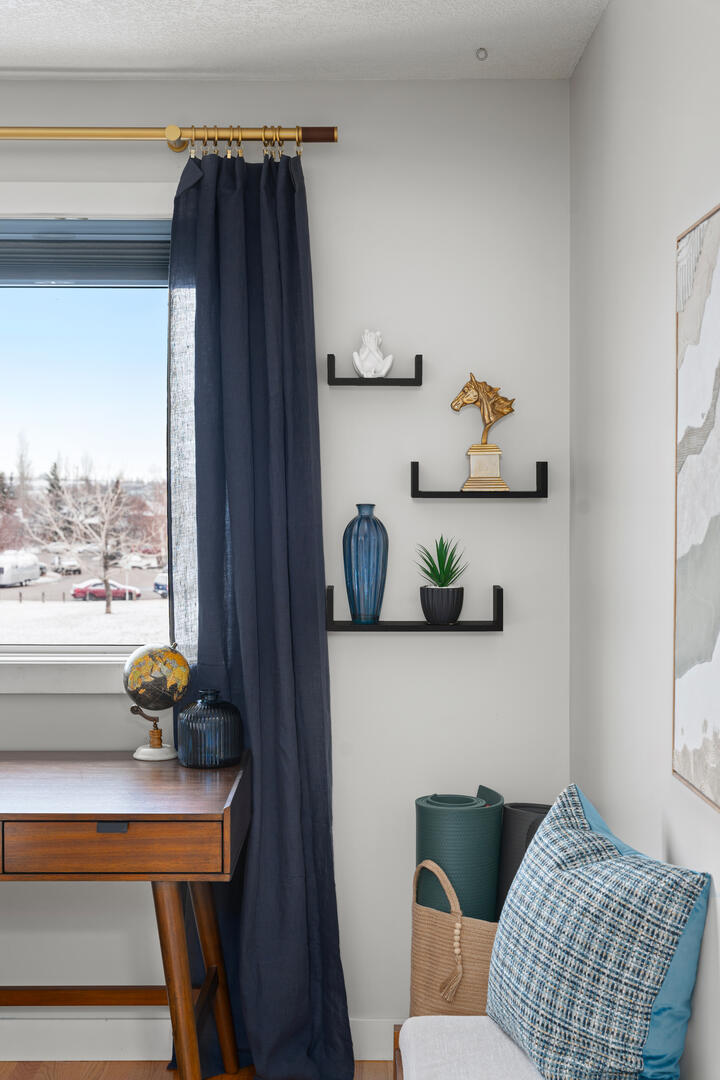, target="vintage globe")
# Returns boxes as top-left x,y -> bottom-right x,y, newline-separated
122,644 -> 190,713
